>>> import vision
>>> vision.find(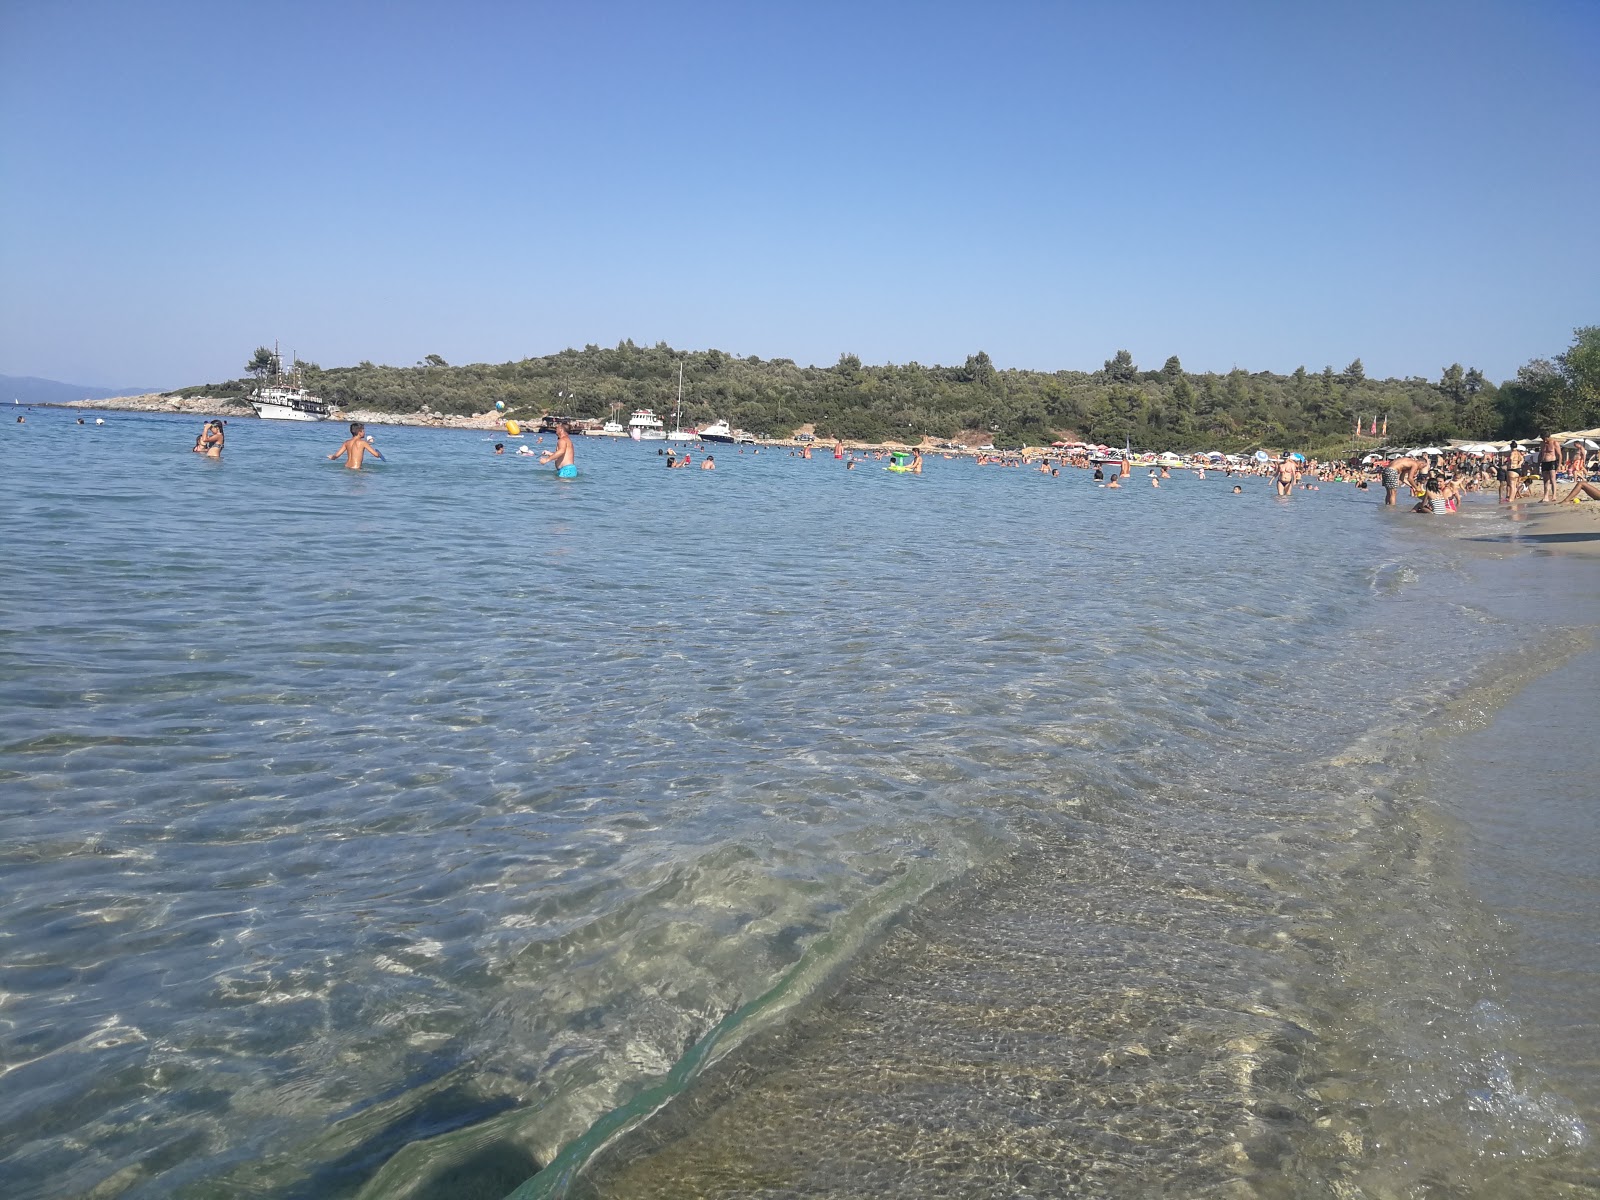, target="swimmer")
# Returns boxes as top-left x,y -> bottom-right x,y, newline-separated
494,443 -> 505,454
911,449 -> 923,474
1106,475 -> 1121,488
77,417 -> 85,425
539,422 -> 577,477
1232,484 -> 1242,493
701,455 -> 715,470
846,460 -> 855,470
328,422 -> 383,469
1151,475 -> 1159,487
